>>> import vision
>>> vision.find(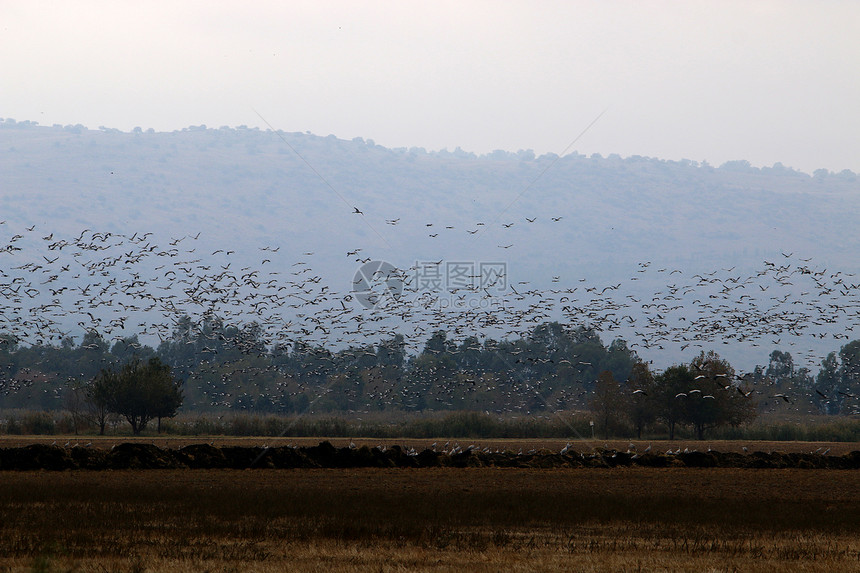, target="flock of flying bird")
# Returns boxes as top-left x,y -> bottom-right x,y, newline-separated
1,218 -> 860,413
